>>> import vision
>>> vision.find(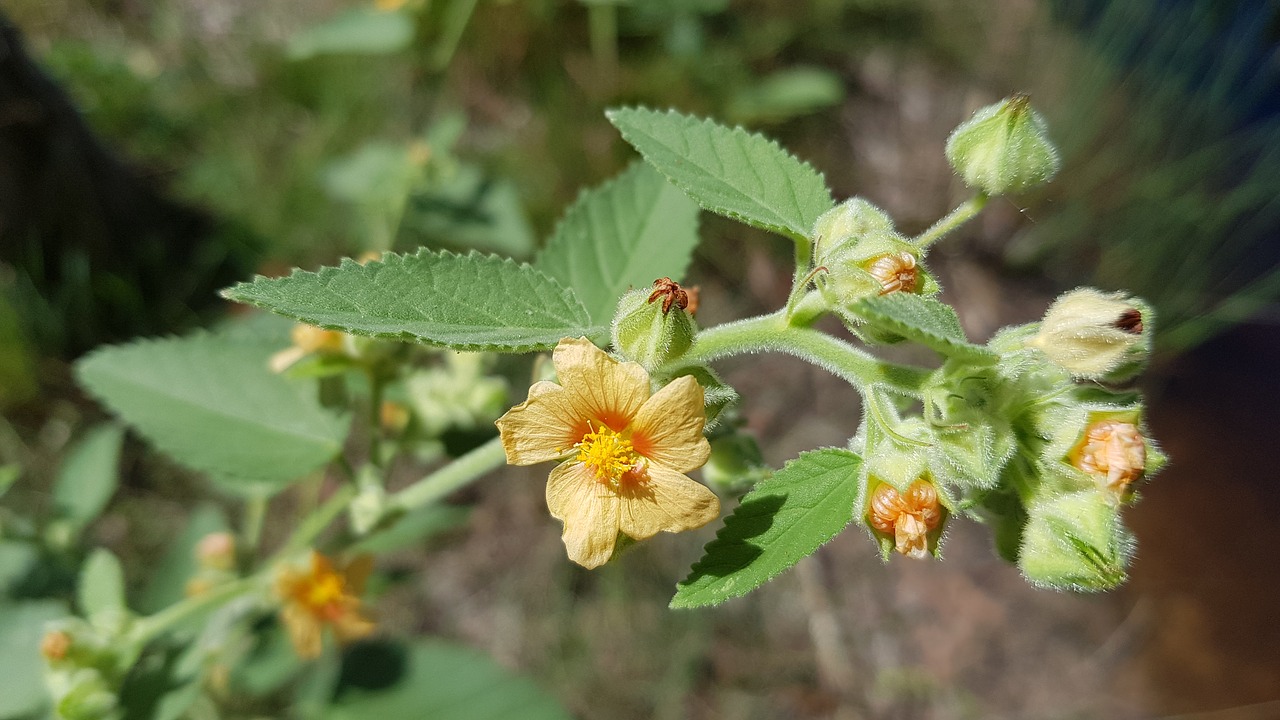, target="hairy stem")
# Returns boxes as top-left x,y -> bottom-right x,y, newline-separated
913,193 -> 989,250
666,312 -> 932,394
389,435 -> 507,512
